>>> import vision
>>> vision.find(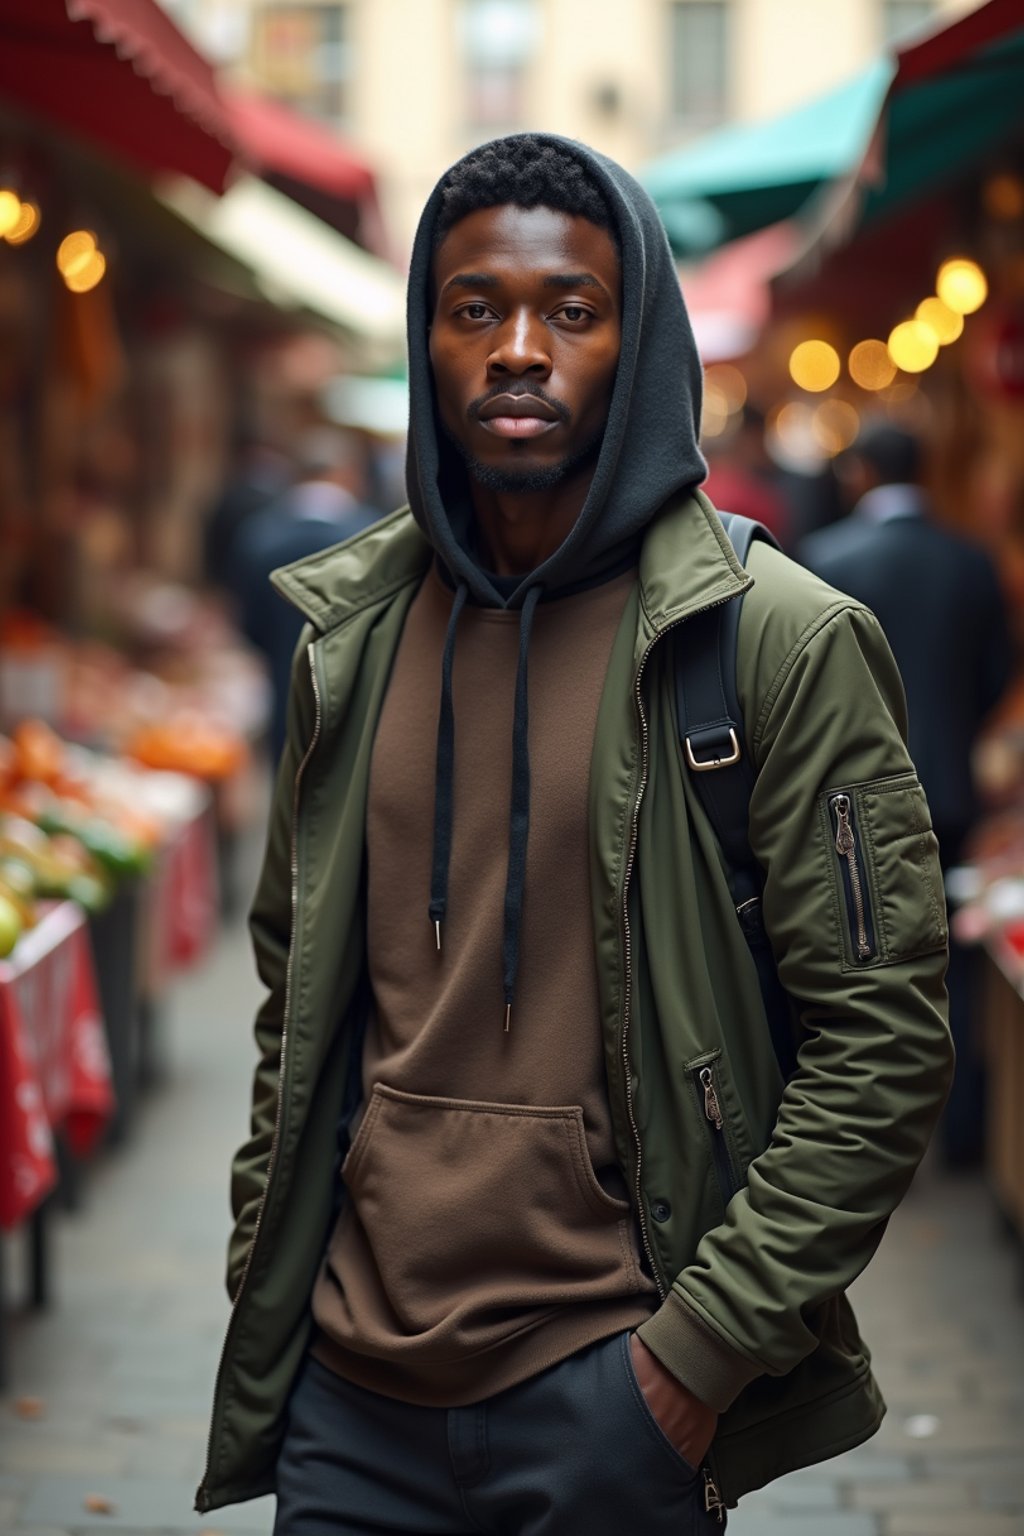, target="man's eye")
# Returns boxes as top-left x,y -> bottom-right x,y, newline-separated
557,305 -> 590,323
461,303 -> 492,320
